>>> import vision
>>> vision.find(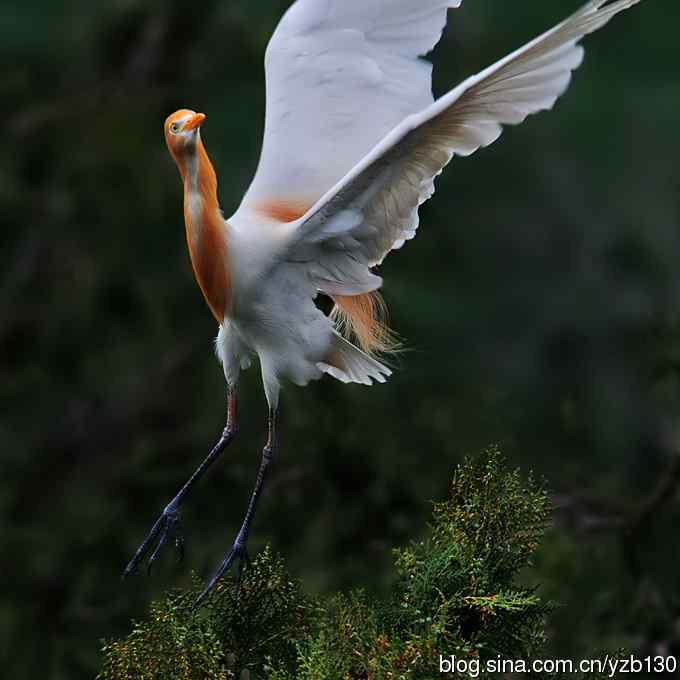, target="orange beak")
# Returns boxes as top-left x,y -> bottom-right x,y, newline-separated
184,112 -> 206,131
